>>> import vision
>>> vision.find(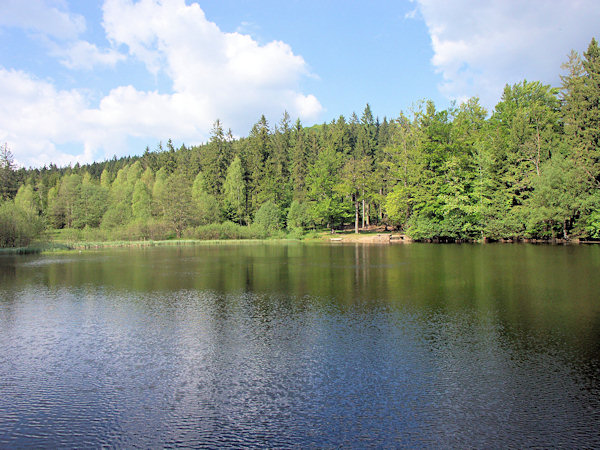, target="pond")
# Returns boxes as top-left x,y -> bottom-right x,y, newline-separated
1,242 -> 599,447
